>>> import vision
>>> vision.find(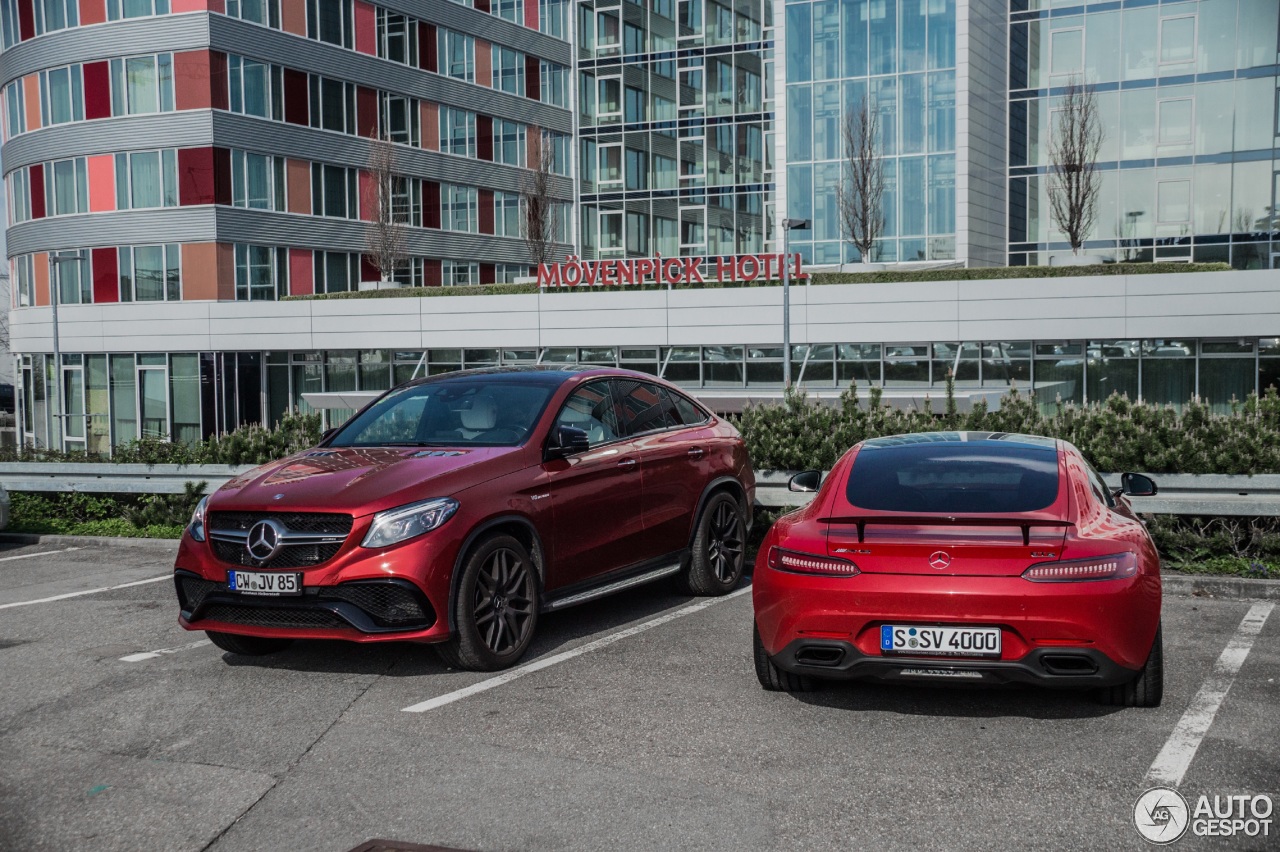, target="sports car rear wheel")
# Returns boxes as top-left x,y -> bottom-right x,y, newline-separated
438,534 -> 539,672
1098,623 -> 1163,707
754,624 -> 814,692
206,631 -> 292,656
